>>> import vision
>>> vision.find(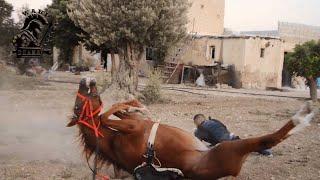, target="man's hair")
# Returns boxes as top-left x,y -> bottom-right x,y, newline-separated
193,114 -> 206,127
